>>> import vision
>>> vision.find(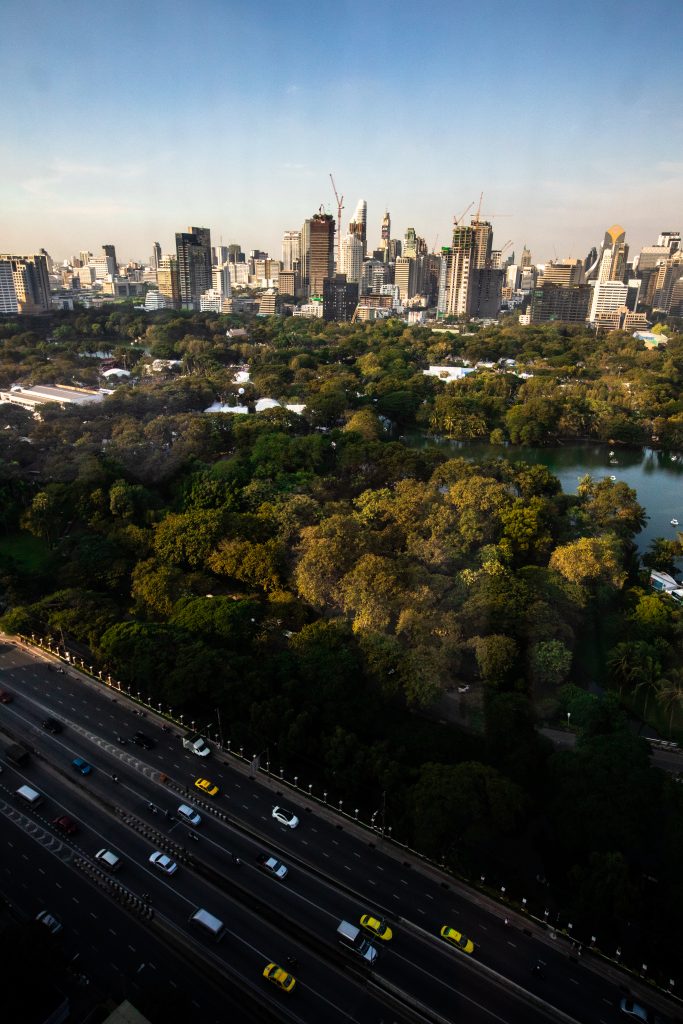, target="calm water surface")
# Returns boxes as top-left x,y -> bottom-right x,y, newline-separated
409,438 -> 683,554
